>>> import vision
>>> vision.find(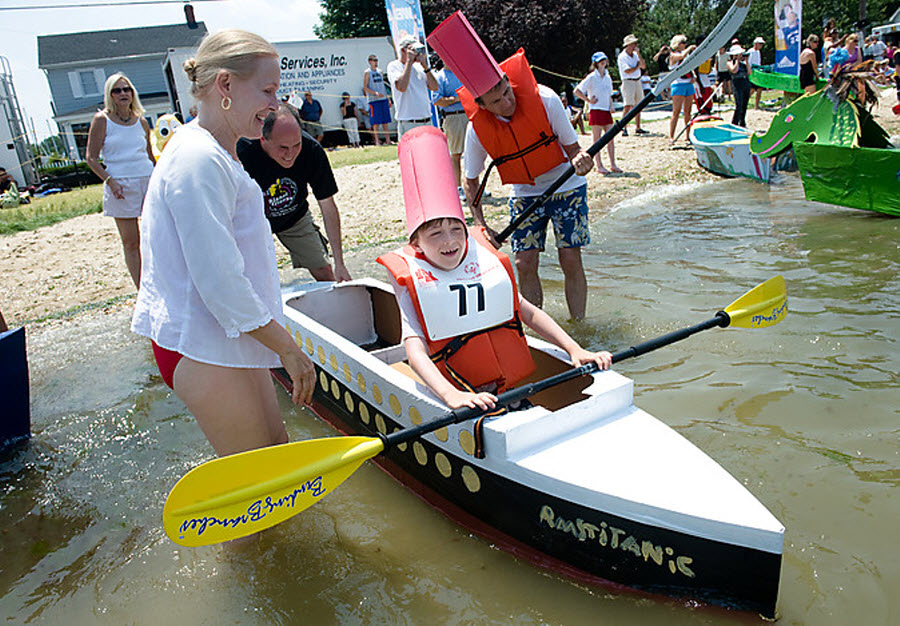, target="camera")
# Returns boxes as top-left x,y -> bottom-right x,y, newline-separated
411,42 -> 426,55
